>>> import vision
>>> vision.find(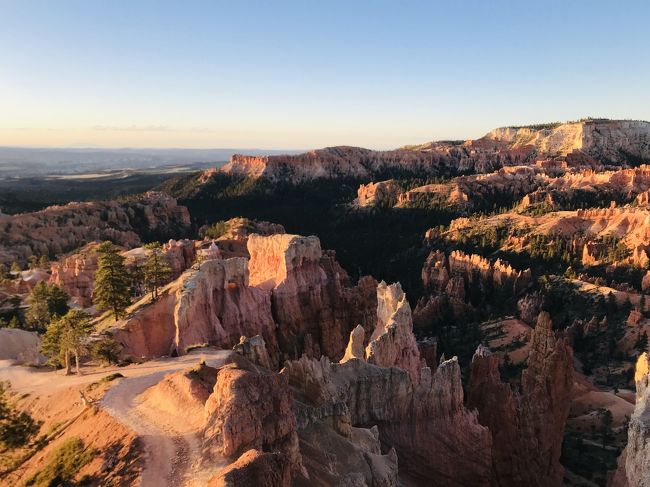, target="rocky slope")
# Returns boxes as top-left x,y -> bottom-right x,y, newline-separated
0,191 -> 191,265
